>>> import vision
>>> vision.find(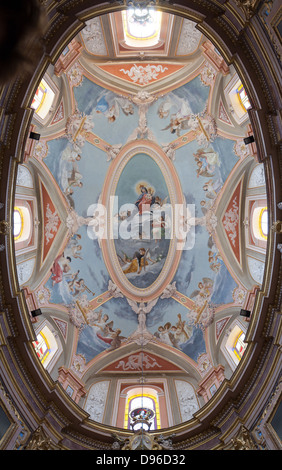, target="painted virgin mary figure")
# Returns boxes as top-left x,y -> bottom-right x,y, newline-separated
135,185 -> 155,215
